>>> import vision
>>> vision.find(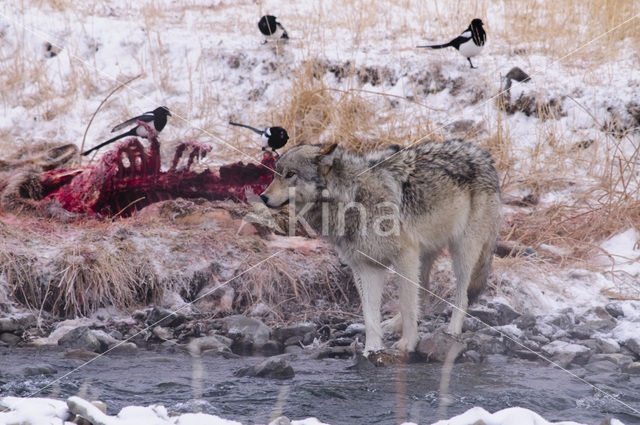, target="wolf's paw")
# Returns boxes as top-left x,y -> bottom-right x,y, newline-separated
365,349 -> 396,367
392,336 -> 418,354
381,314 -> 402,335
